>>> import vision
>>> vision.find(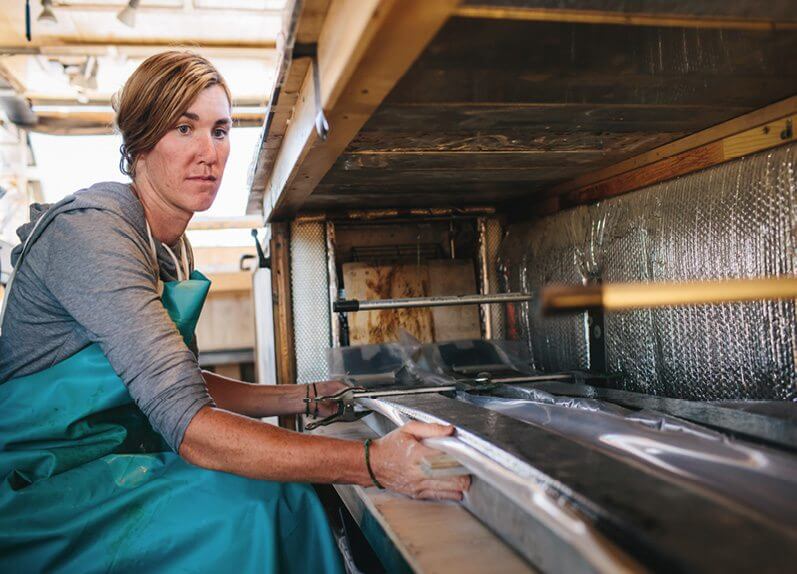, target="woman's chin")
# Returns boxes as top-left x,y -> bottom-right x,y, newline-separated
188,191 -> 220,213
